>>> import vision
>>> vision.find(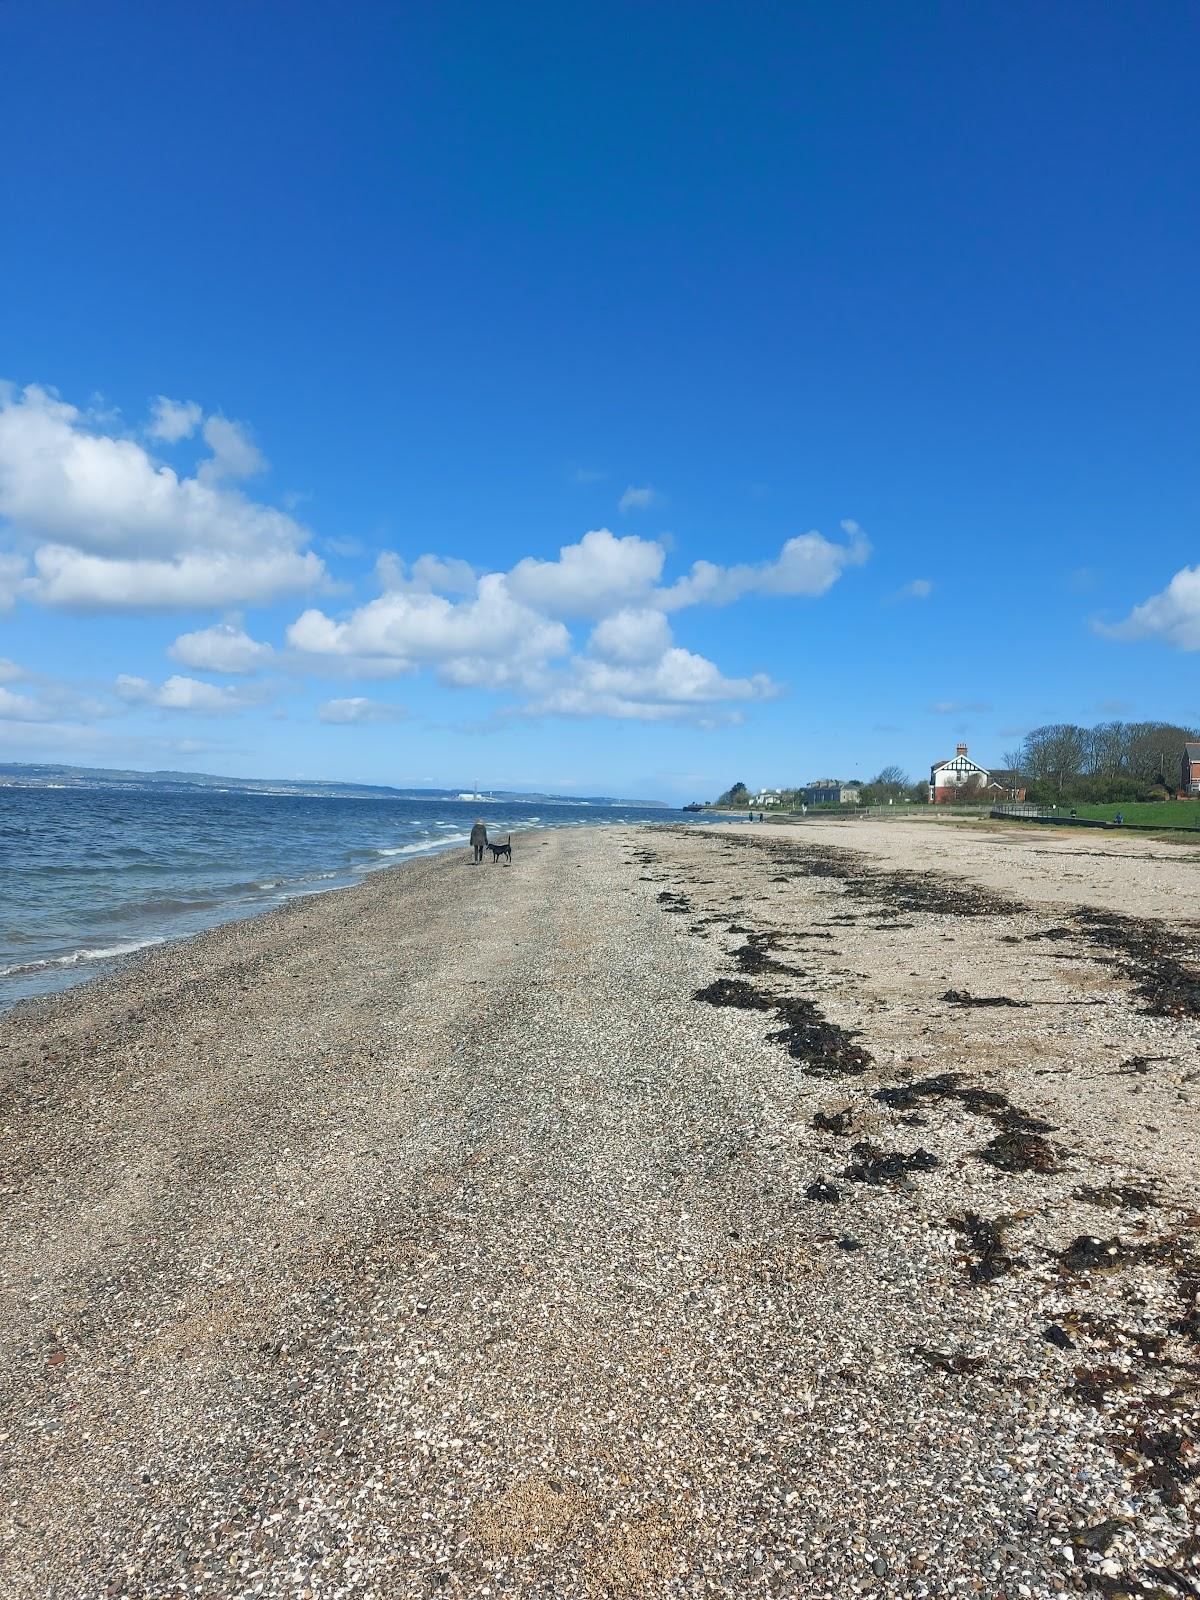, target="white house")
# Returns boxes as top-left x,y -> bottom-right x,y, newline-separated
751,788 -> 784,808
929,743 -> 989,803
